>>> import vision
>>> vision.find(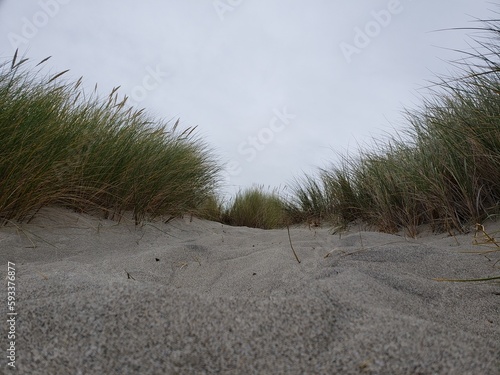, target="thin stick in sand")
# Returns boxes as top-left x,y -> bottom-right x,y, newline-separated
286,225 -> 301,264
